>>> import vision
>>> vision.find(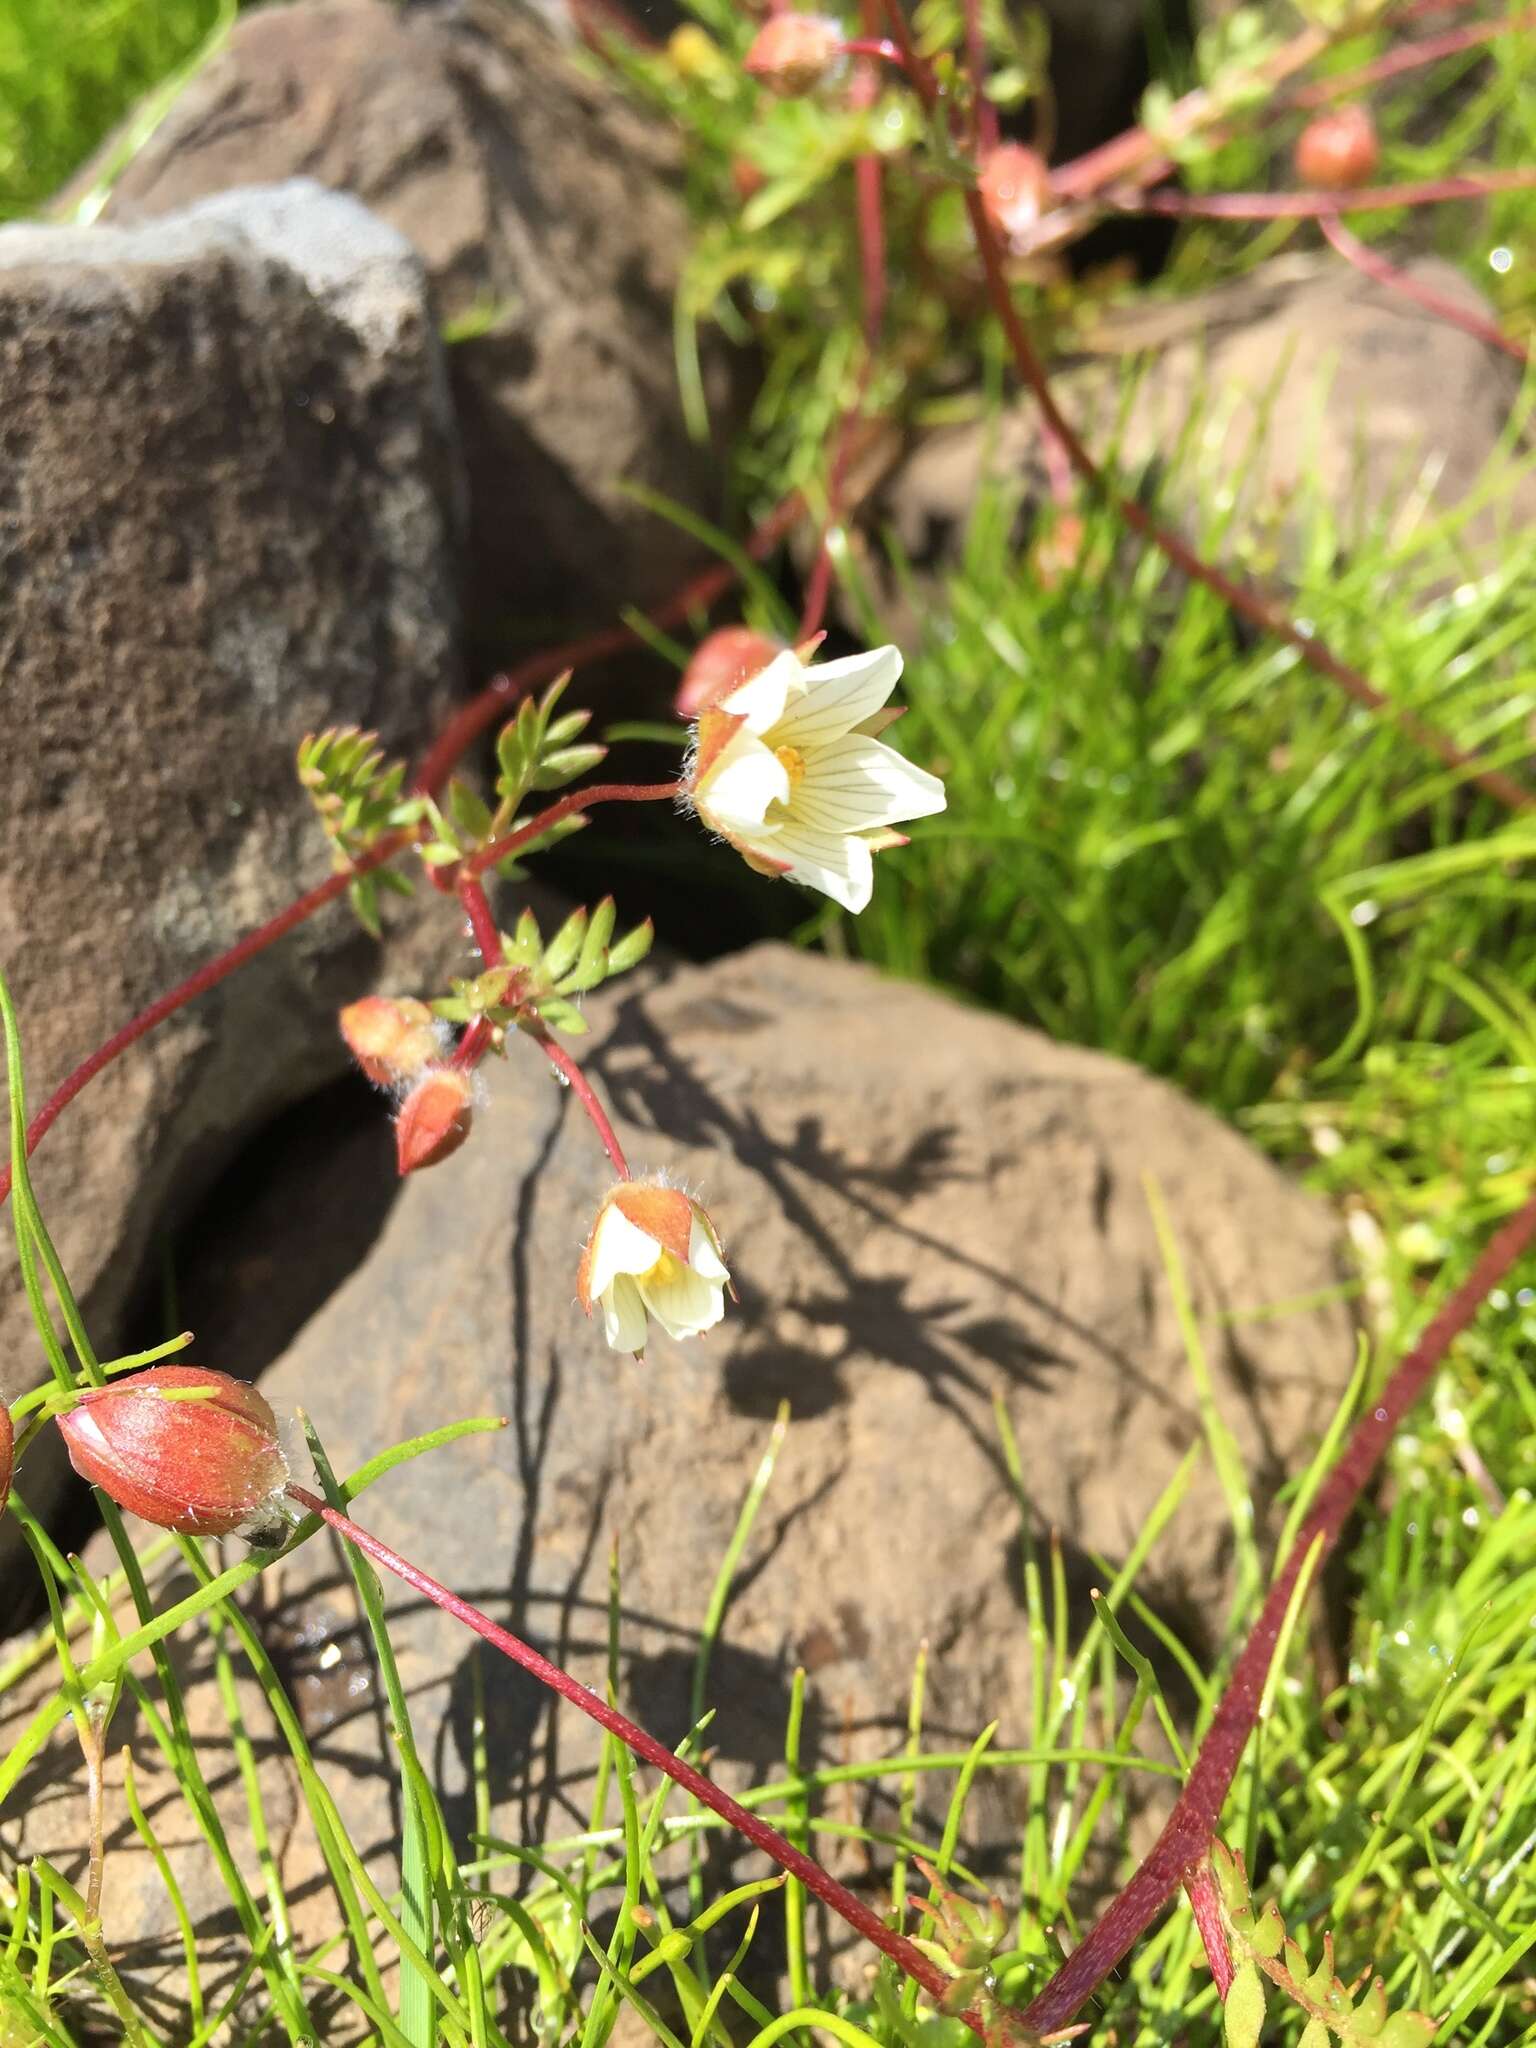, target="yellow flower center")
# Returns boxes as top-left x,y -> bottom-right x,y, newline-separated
774,743 -> 807,788
644,1249 -> 683,1288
